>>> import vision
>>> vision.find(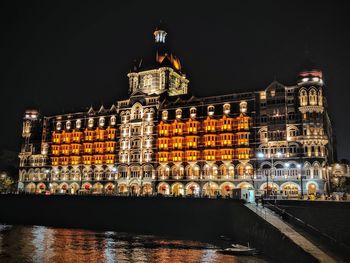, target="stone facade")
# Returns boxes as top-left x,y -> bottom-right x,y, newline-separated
18,27 -> 335,197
